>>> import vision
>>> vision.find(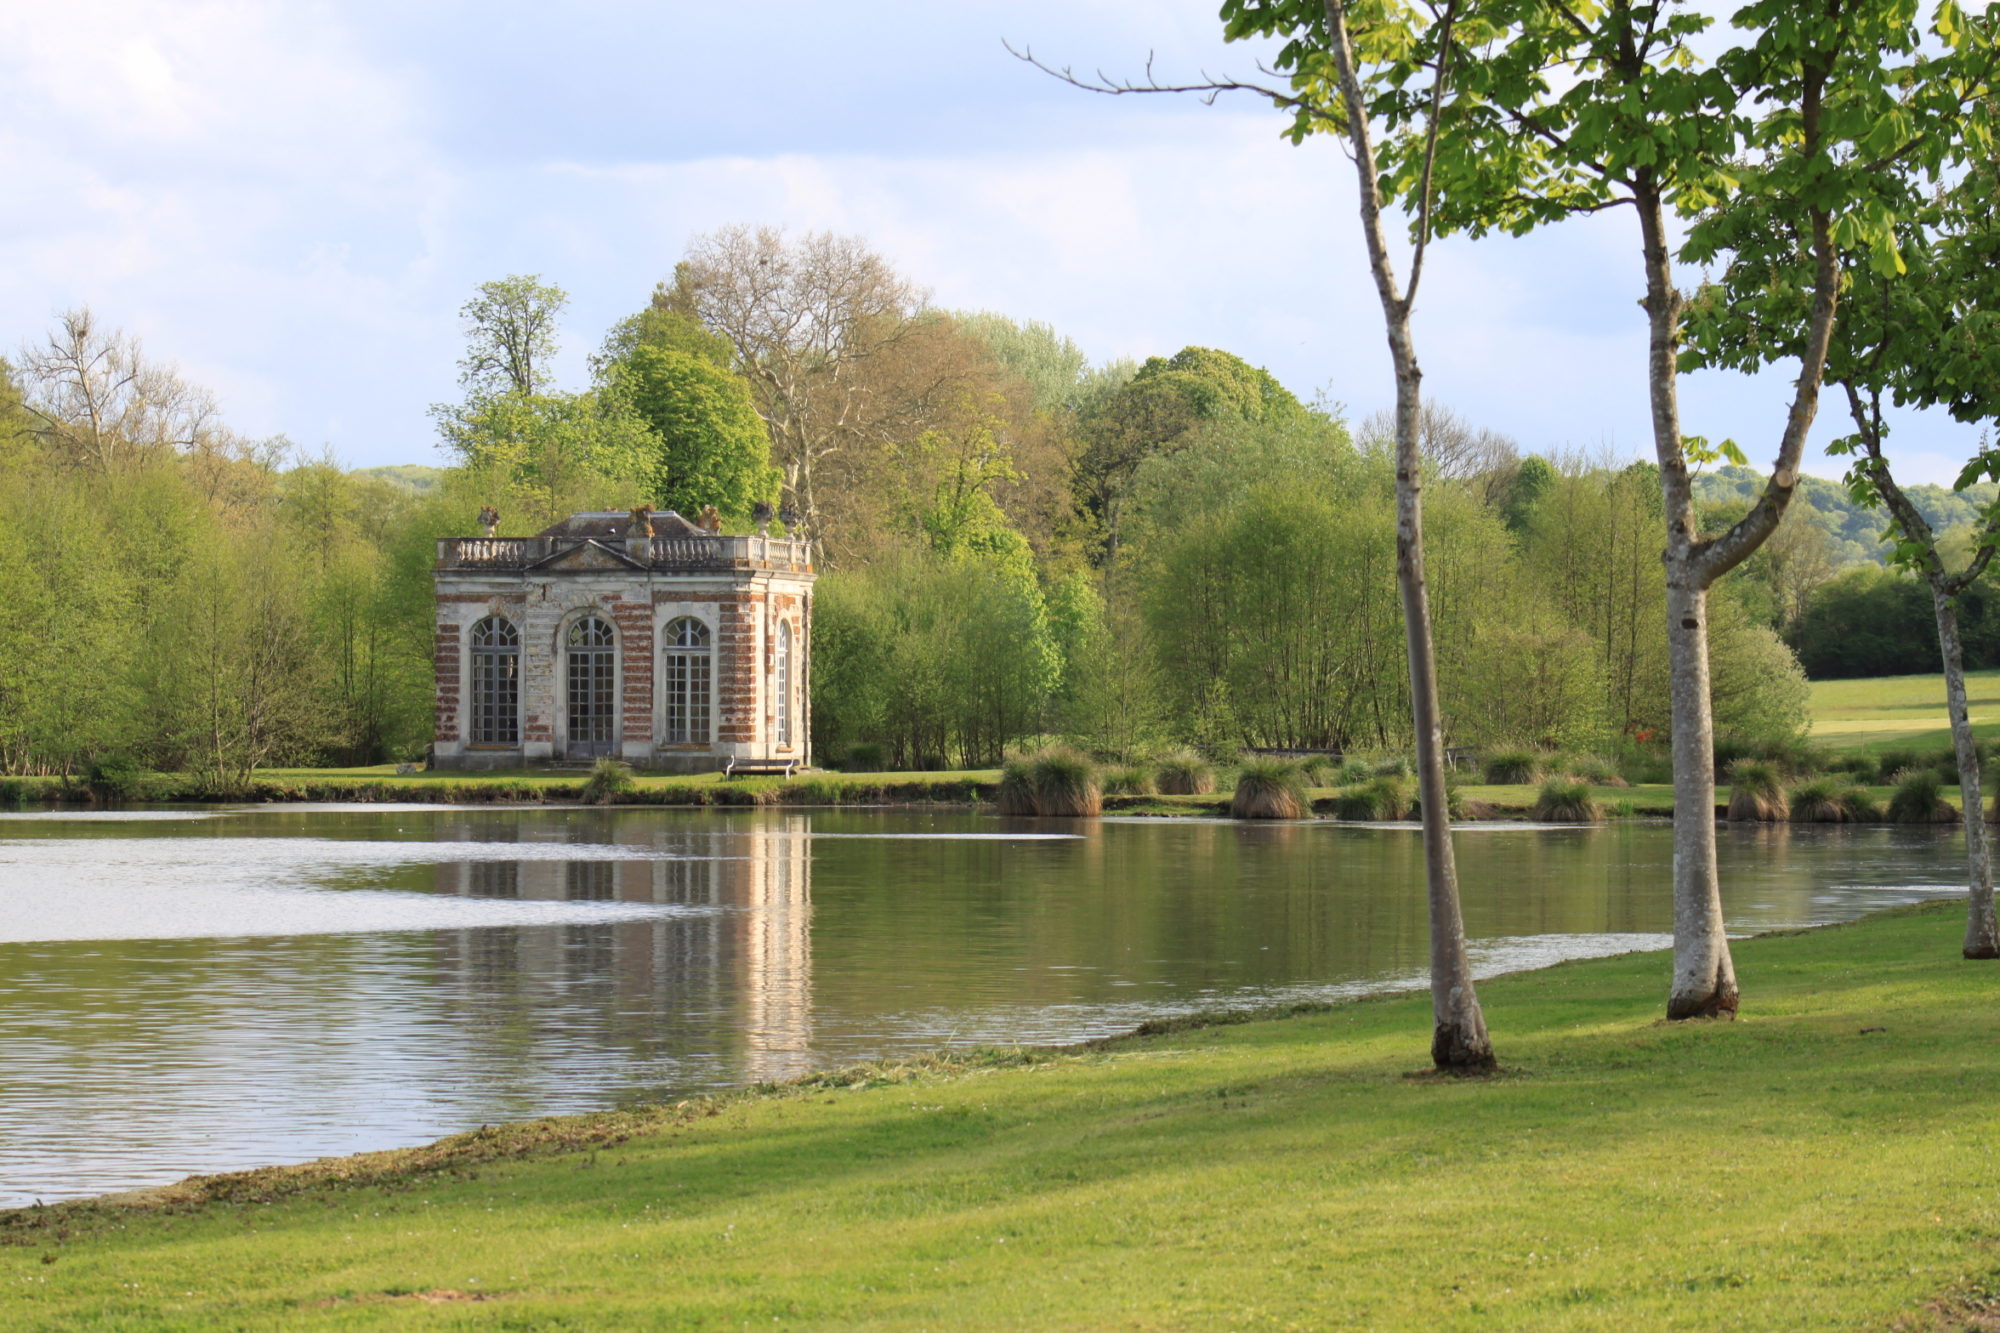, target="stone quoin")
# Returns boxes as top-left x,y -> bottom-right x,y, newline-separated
431,509 -> 815,772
